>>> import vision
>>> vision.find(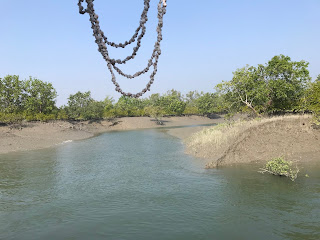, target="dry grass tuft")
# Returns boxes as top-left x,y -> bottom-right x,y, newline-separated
185,115 -> 312,167
187,115 -> 308,149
